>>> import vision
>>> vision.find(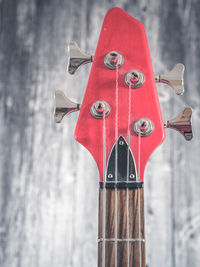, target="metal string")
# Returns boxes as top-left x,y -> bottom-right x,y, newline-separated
102,58 -> 144,266
114,62 -> 119,267
102,108 -> 107,267
126,86 -> 143,267
126,79 -> 132,267
102,57 -> 119,267
113,68 -> 143,266
138,127 -> 142,267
